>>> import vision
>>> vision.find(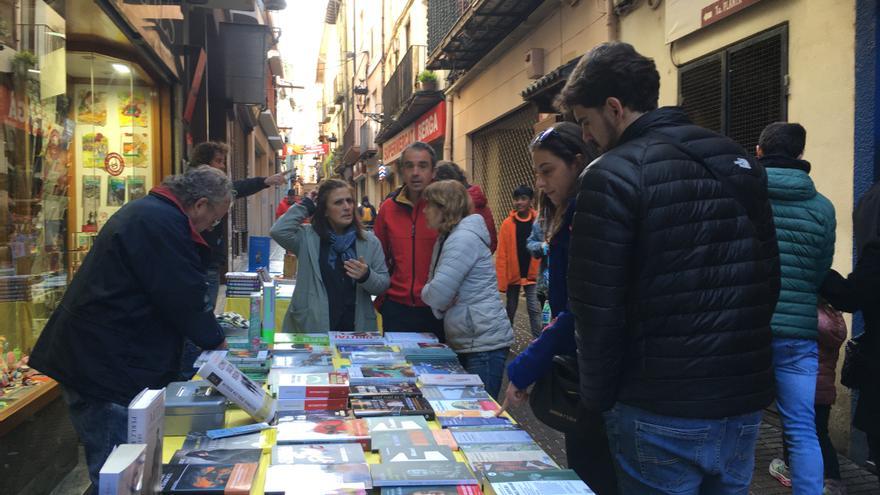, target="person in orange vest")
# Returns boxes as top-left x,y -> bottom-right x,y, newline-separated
358,195 -> 377,228
496,185 -> 541,338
